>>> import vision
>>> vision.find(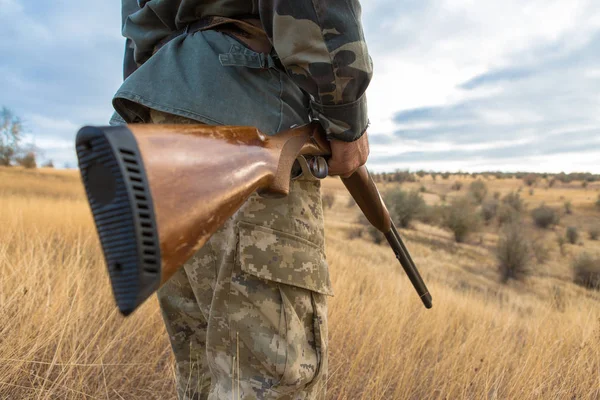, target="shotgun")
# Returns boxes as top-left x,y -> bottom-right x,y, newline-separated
75,122 -> 432,315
